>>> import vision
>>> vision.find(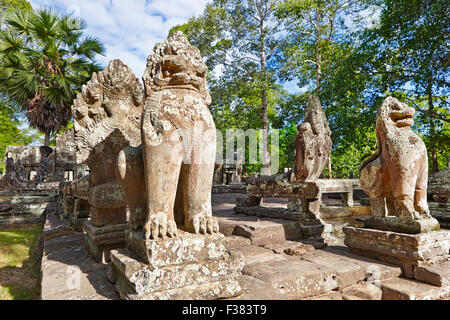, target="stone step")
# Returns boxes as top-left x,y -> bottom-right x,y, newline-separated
414,259 -> 450,287
242,259 -> 338,299
41,211 -> 118,300
323,246 -> 402,281
380,278 -> 450,300
232,245 -> 288,266
299,250 -> 366,288
229,275 -> 286,300
225,235 -> 251,250
217,214 -> 302,246
262,240 -> 316,256
341,282 -> 382,300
